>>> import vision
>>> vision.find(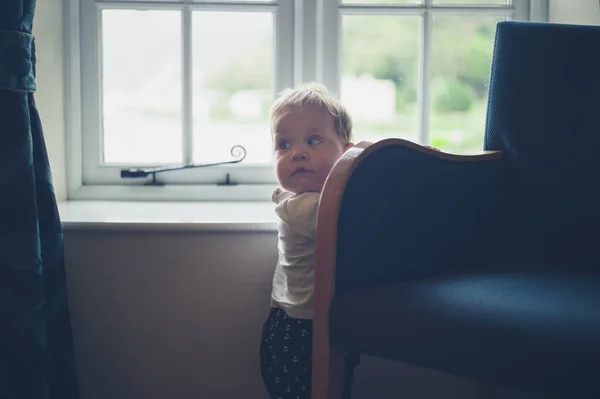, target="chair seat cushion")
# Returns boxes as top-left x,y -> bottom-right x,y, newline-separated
329,272 -> 600,398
